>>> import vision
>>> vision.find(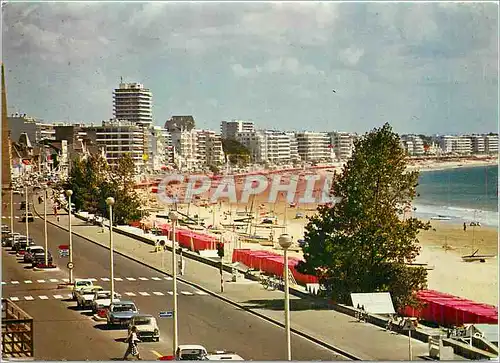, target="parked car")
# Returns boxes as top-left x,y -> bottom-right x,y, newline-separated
32,251 -> 53,267
2,233 -> 21,247
21,212 -> 35,223
23,245 -> 44,263
72,279 -> 94,300
19,201 -> 26,210
76,286 -> 104,309
175,345 -> 209,360
206,351 -> 244,360
128,314 -> 160,341
91,290 -> 121,313
106,301 -> 139,326
13,238 -> 35,254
